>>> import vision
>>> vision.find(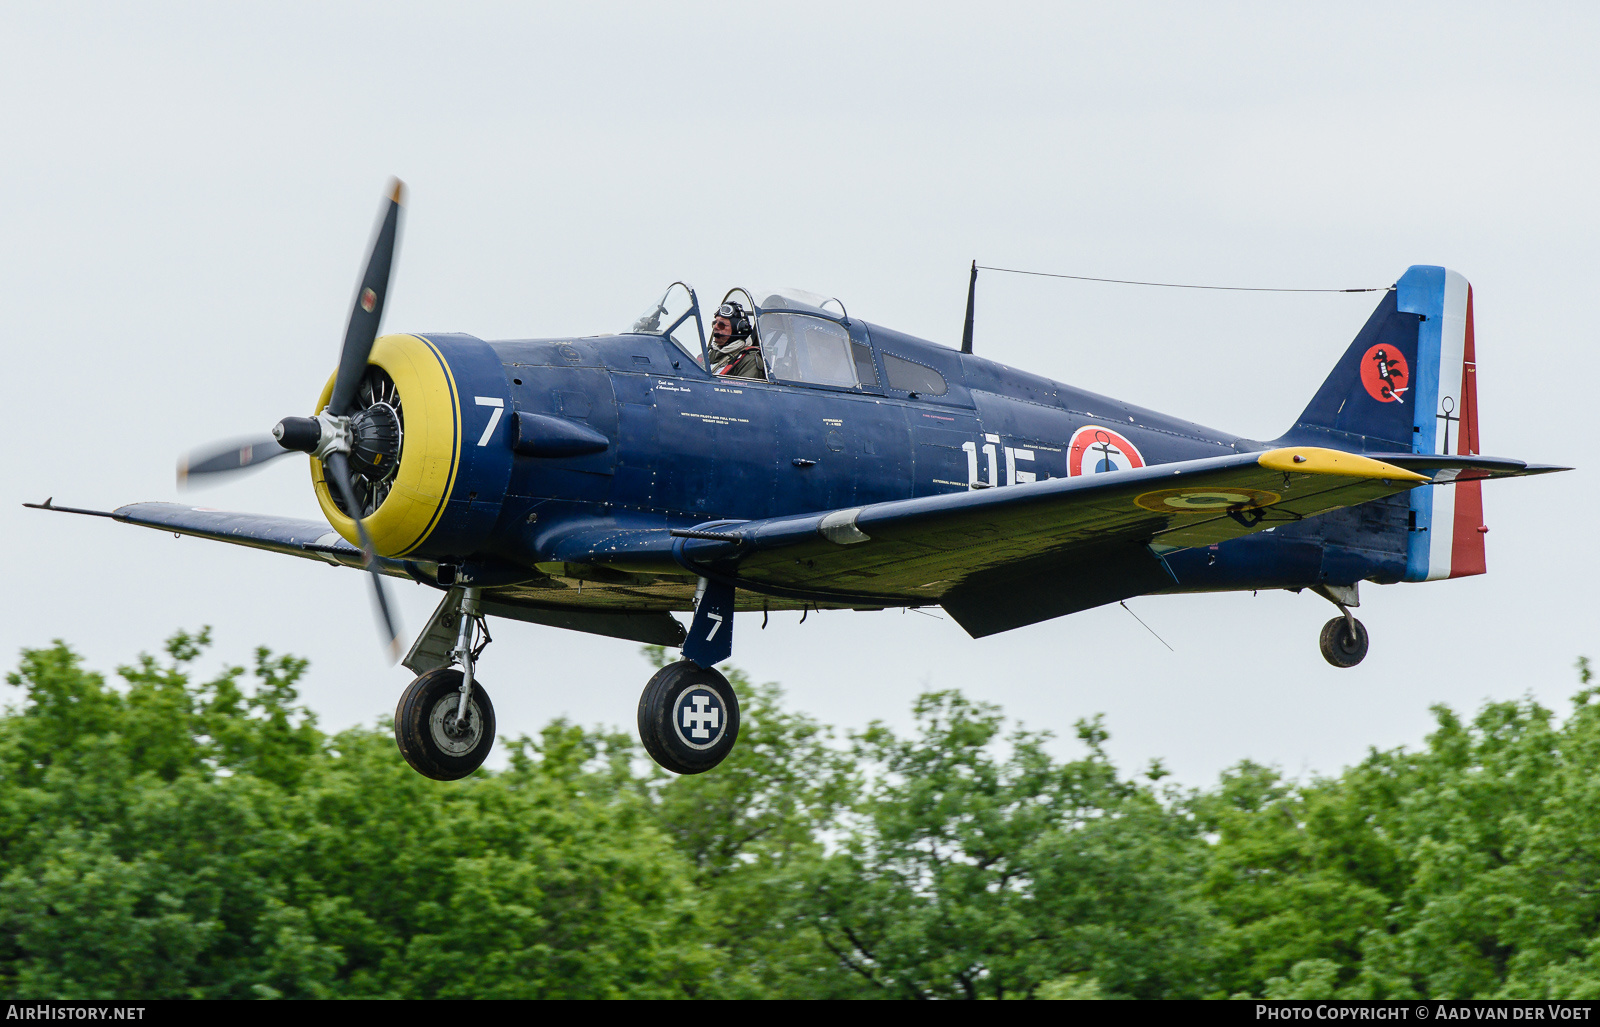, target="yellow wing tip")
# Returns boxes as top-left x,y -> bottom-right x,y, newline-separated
1257,447 -> 1429,482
